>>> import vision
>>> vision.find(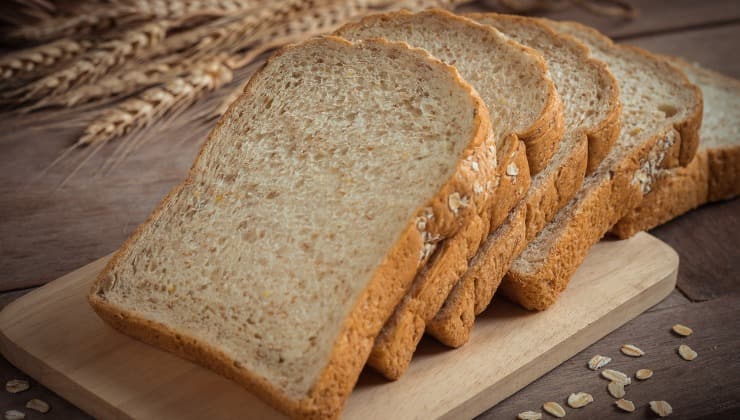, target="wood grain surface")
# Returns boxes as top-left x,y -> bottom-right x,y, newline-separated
0,234 -> 677,420
0,1 -> 738,418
